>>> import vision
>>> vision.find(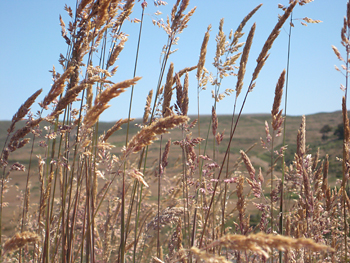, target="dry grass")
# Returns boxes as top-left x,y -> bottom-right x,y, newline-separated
0,0 -> 349,262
